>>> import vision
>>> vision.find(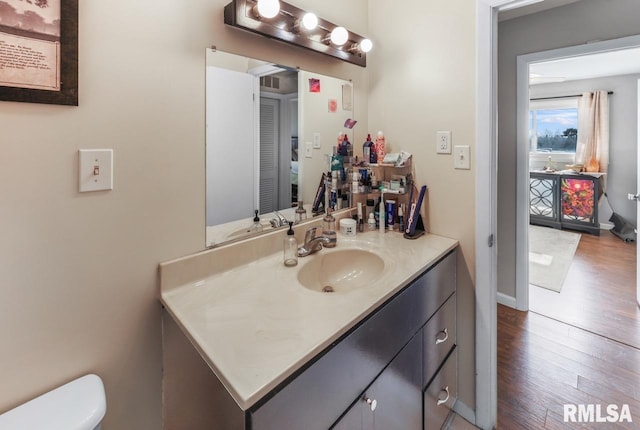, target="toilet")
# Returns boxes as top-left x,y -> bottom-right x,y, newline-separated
0,374 -> 106,430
